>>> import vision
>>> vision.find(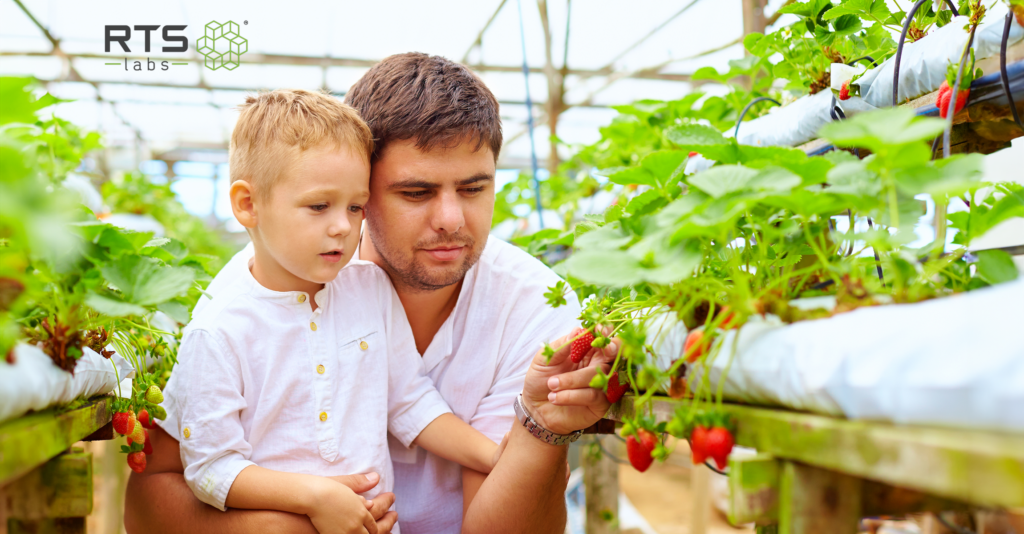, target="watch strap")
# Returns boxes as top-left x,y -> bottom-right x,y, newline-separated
513,394 -> 582,446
